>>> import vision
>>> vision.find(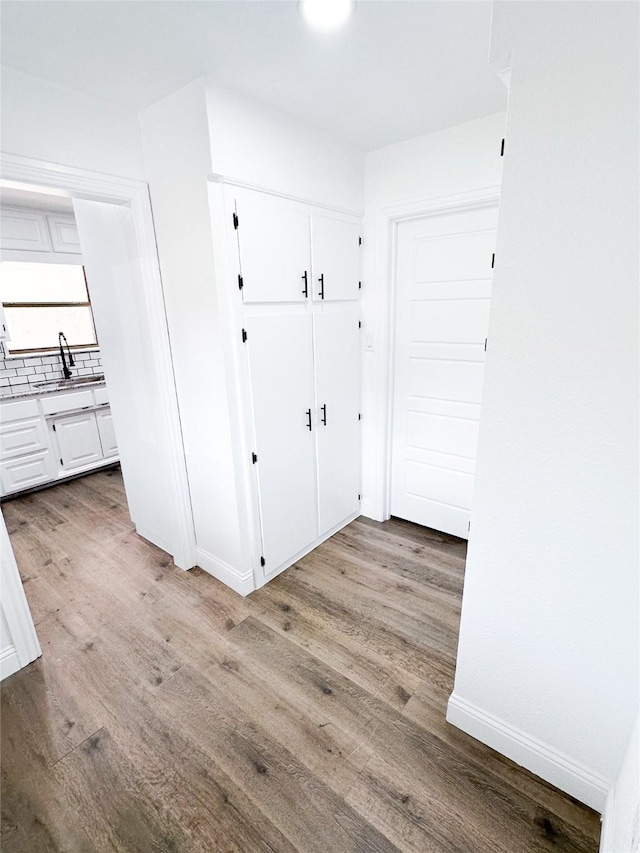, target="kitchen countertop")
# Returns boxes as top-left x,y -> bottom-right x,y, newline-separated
0,378 -> 107,402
